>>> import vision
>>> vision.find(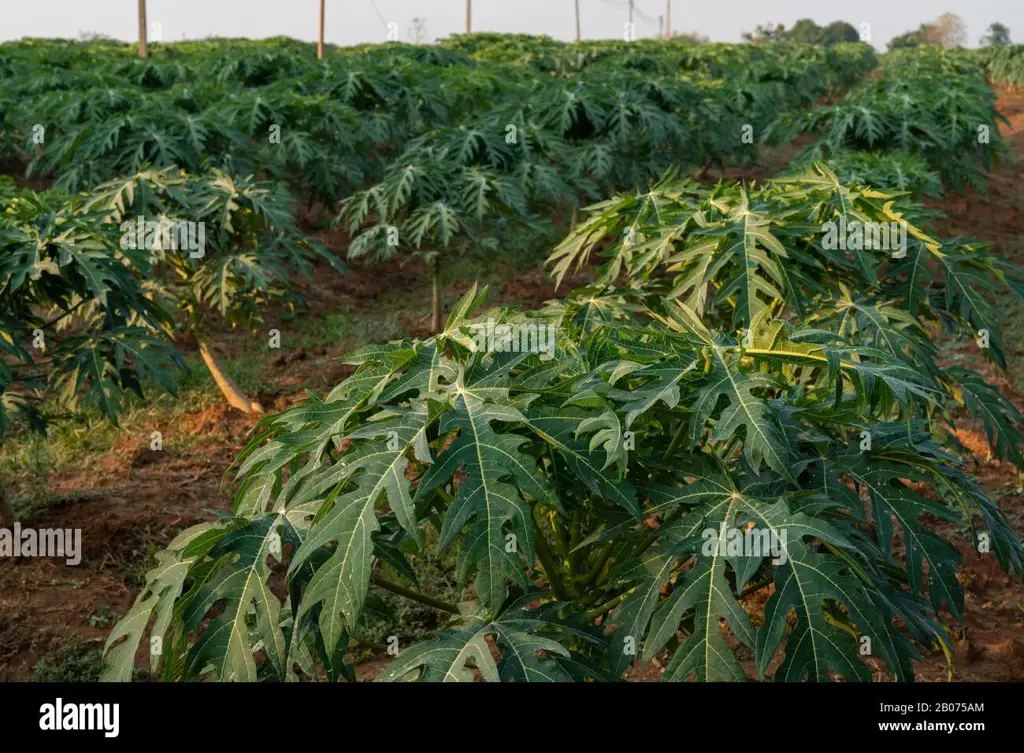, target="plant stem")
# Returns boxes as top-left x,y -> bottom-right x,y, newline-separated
545,447 -> 571,561
350,636 -> 388,653
574,540 -> 615,587
550,516 -> 570,561
371,574 -> 459,614
663,418 -> 688,460
593,555 -> 616,587
196,335 -> 264,414
533,516 -> 571,600
578,589 -> 604,607
569,510 -> 582,576
584,587 -> 637,622
430,255 -> 442,333
434,485 -> 455,506
634,503 -> 690,559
